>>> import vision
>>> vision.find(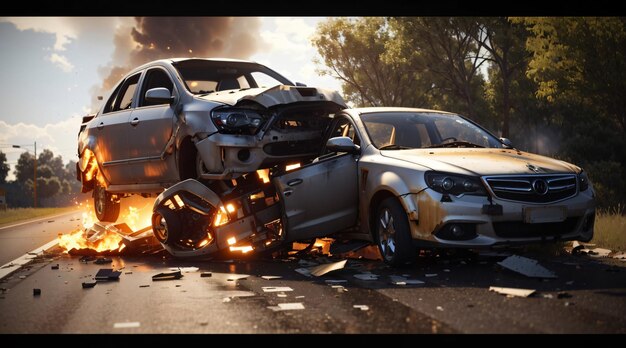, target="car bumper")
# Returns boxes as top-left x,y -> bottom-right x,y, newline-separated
409,188 -> 596,247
